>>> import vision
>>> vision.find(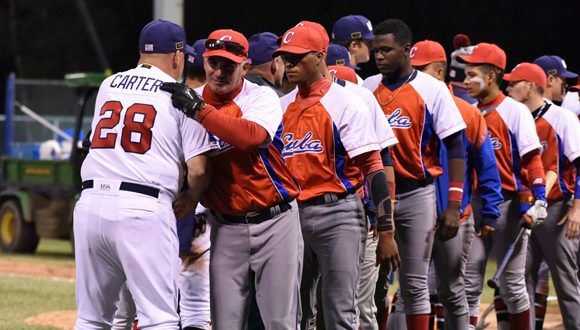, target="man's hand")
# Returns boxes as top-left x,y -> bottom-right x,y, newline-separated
193,213 -> 208,238
477,216 -> 498,238
436,201 -> 461,241
376,231 -> 401,271
172,192 -> 196,220
160,82 -> 206,120
557,204 -> 580,239
478,225 -> 495,238
523,200 -> 548,229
